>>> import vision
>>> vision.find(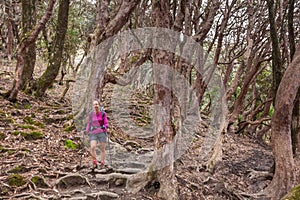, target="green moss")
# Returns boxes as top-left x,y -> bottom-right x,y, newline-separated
24,104 -> 31,109
7,165 -> 24,173
0,146 -> 8,153
0,110 -> 5,115
7,150 -> 16,155
13,131 -> 23,136
56,109 -> 66,114
0,185 -> 9,195
66,114 -> 74,120
16,124 -> 37,130
21,148 -> 31,153
21,131 -> 43,140
0,132 -> 5,140
282,184 -> 300,200
31,176 -> 49,188
7,174 -> 26,187
147,165 -> 158,181
64,125 -> 76,132
0,117 -> 14,123
23,116 -> 44,128
0,146 -> 16,155
14,102 -> 20,108
24,116 -> 34,124
63,139 -> 78,149
33,121 -> 45,128
130,54 -> 141,63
